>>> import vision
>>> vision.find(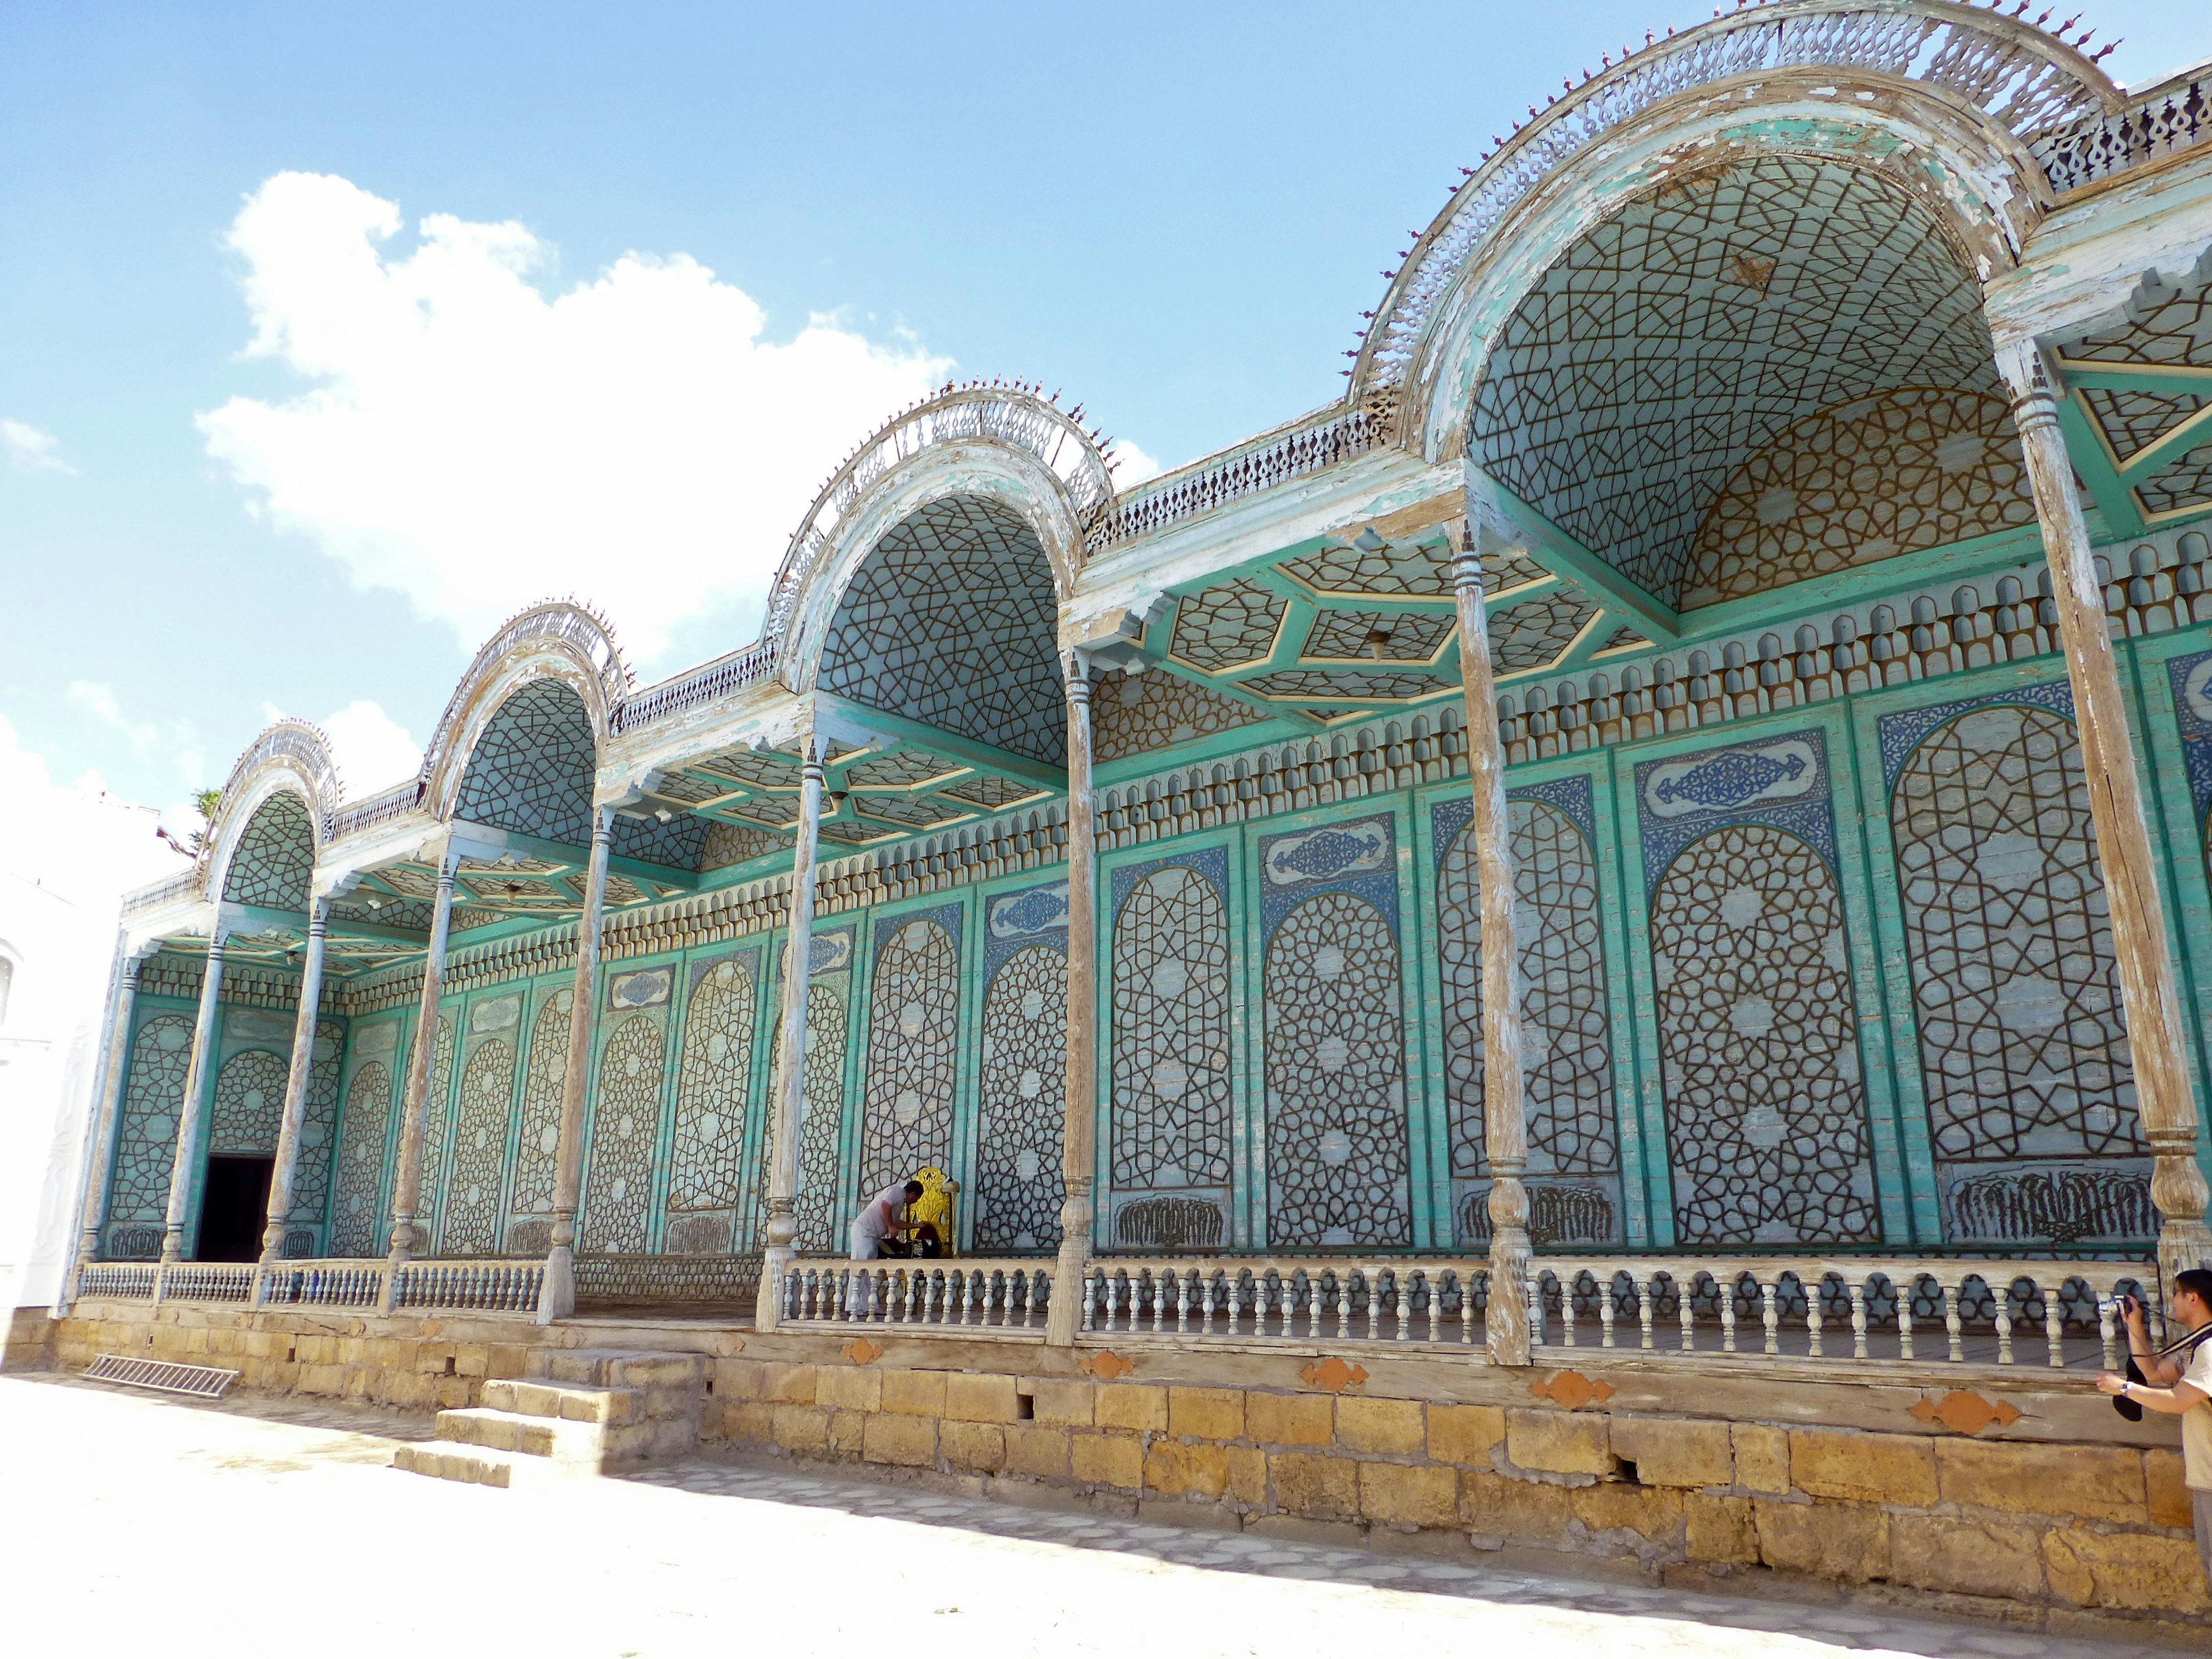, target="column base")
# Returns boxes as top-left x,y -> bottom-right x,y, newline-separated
1045,1234 -> 1090,1346
537,1245 -> 575,1325
755,1247 -> 792,1332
